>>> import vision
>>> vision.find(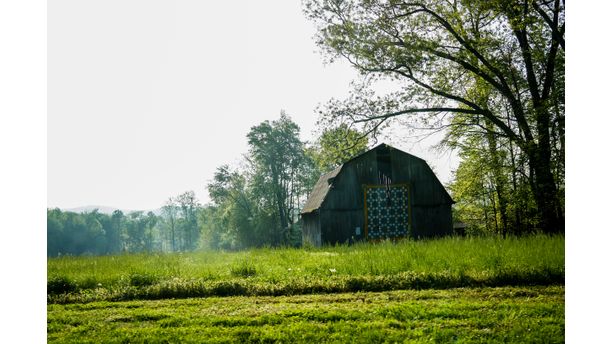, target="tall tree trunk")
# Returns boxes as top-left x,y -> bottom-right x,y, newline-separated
276,191 -> 288,242
482,182 -> 490,233
486,121 -> 509,237
507,138 -> 521,235
511,12 -> 564,234
527,135 -> 564,234
489,181 -> 499,235
171,220 -> 176,252
272,169 -> 289,245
